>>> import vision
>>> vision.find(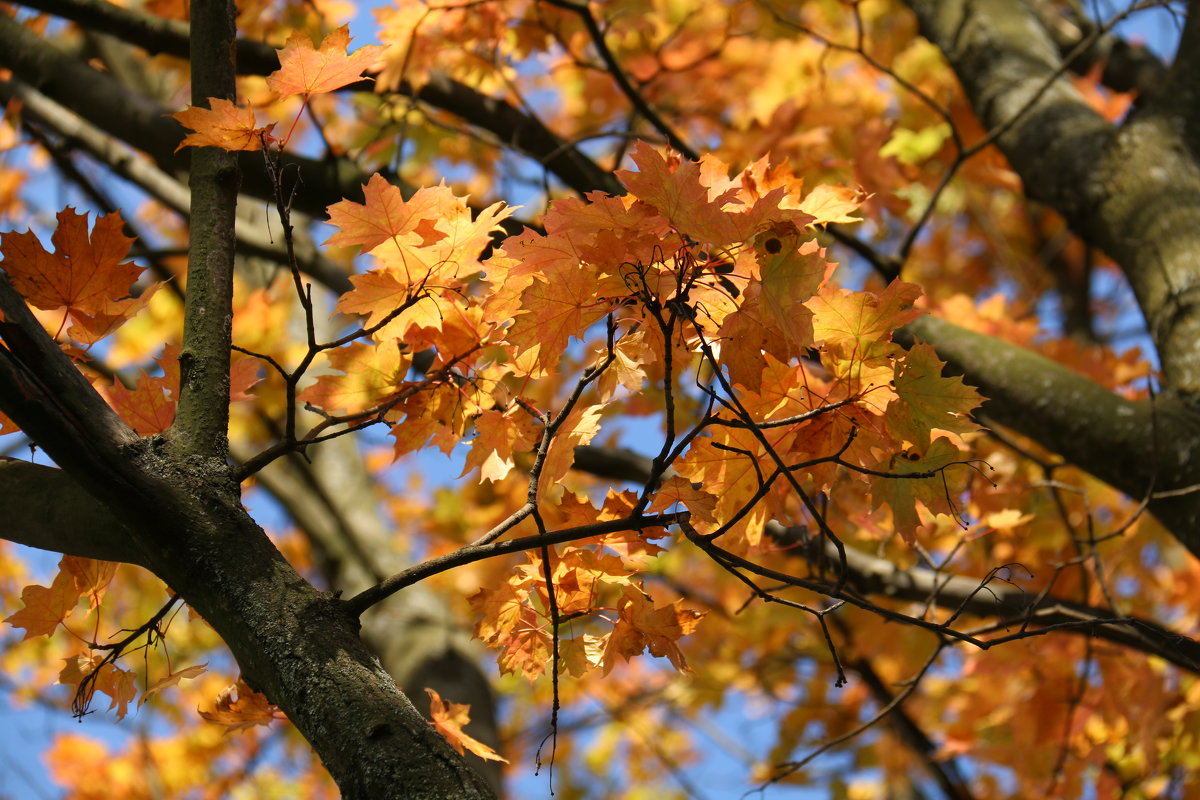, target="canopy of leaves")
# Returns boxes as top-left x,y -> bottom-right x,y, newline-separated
0,1 -> 1195,799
